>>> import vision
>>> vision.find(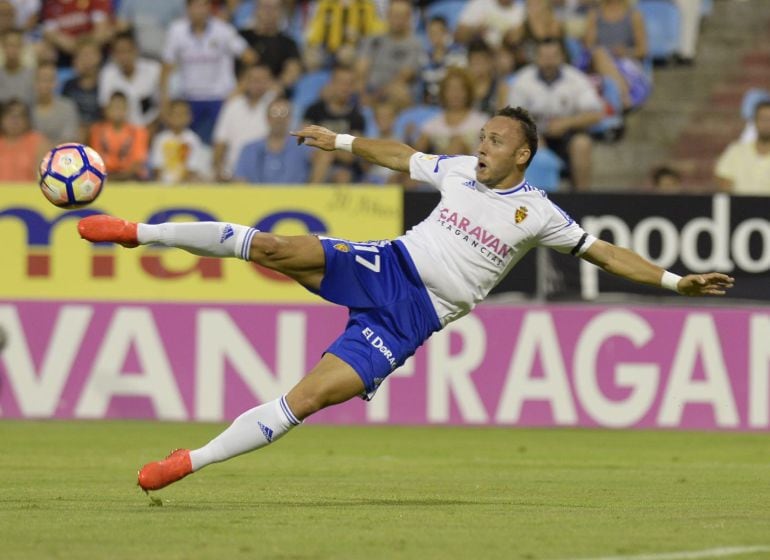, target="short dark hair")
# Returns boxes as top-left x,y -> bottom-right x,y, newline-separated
112,30 -> 137,46
494,106 -> 538,167
108,91 -> 128,104
428,15 -> 448,28
755,100 -> 770,119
